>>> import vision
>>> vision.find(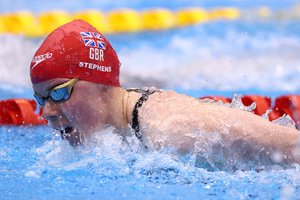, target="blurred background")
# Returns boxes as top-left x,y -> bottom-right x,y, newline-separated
0,0 -> 300,99
1,2 -> 300,199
